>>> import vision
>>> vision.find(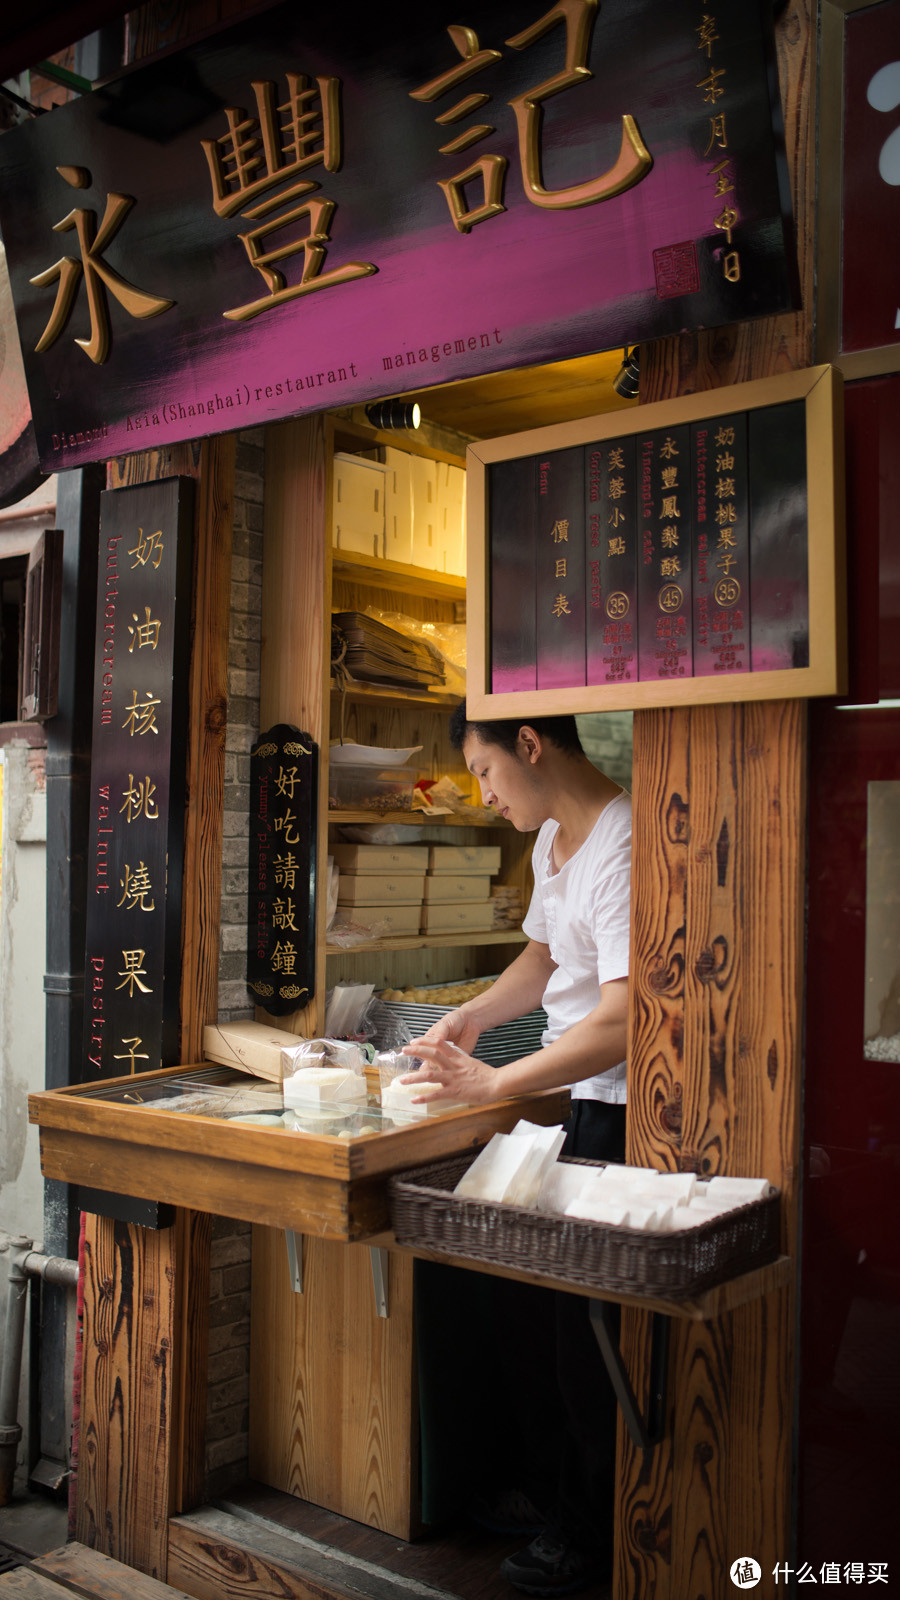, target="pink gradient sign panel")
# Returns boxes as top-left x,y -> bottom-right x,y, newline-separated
0,0 -> 797,470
